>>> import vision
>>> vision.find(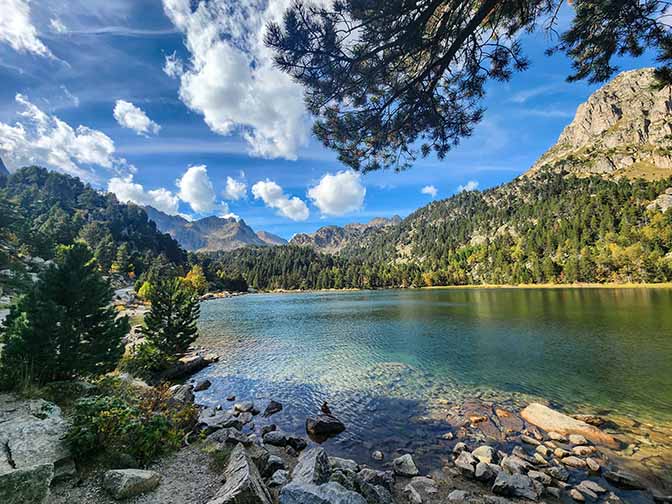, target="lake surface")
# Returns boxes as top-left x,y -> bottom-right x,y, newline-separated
194,287 -> 672,471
